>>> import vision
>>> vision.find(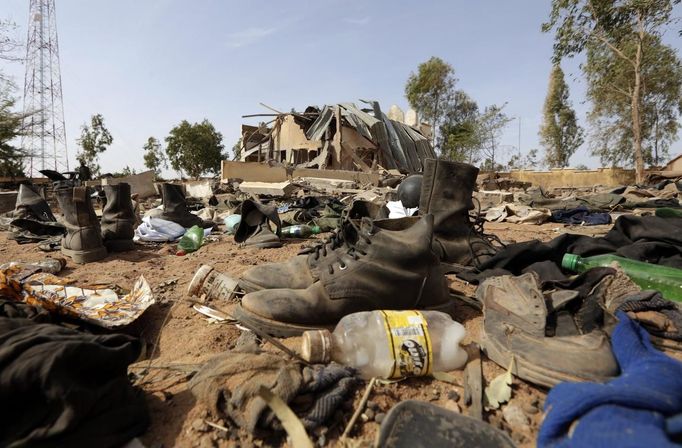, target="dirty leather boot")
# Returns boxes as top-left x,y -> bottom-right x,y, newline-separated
419,158 -> 500,267
101,183 -> 135,251
12,184 -> 56,221
234,199 -> 282,248
158,183 -> 210,228
56,186 -> 107,263
237,200 -> 390,293
234,215 -> 454,337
